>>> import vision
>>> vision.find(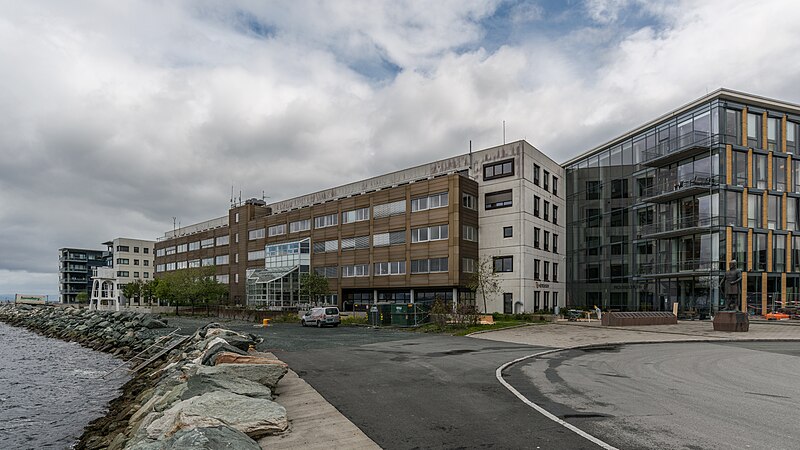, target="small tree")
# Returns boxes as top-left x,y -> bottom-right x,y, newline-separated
300,272 -> 330,306
76,292 -> 89,304
466,257 -> 502,314
122,279 -> 144,305
141,279 -> 158,306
